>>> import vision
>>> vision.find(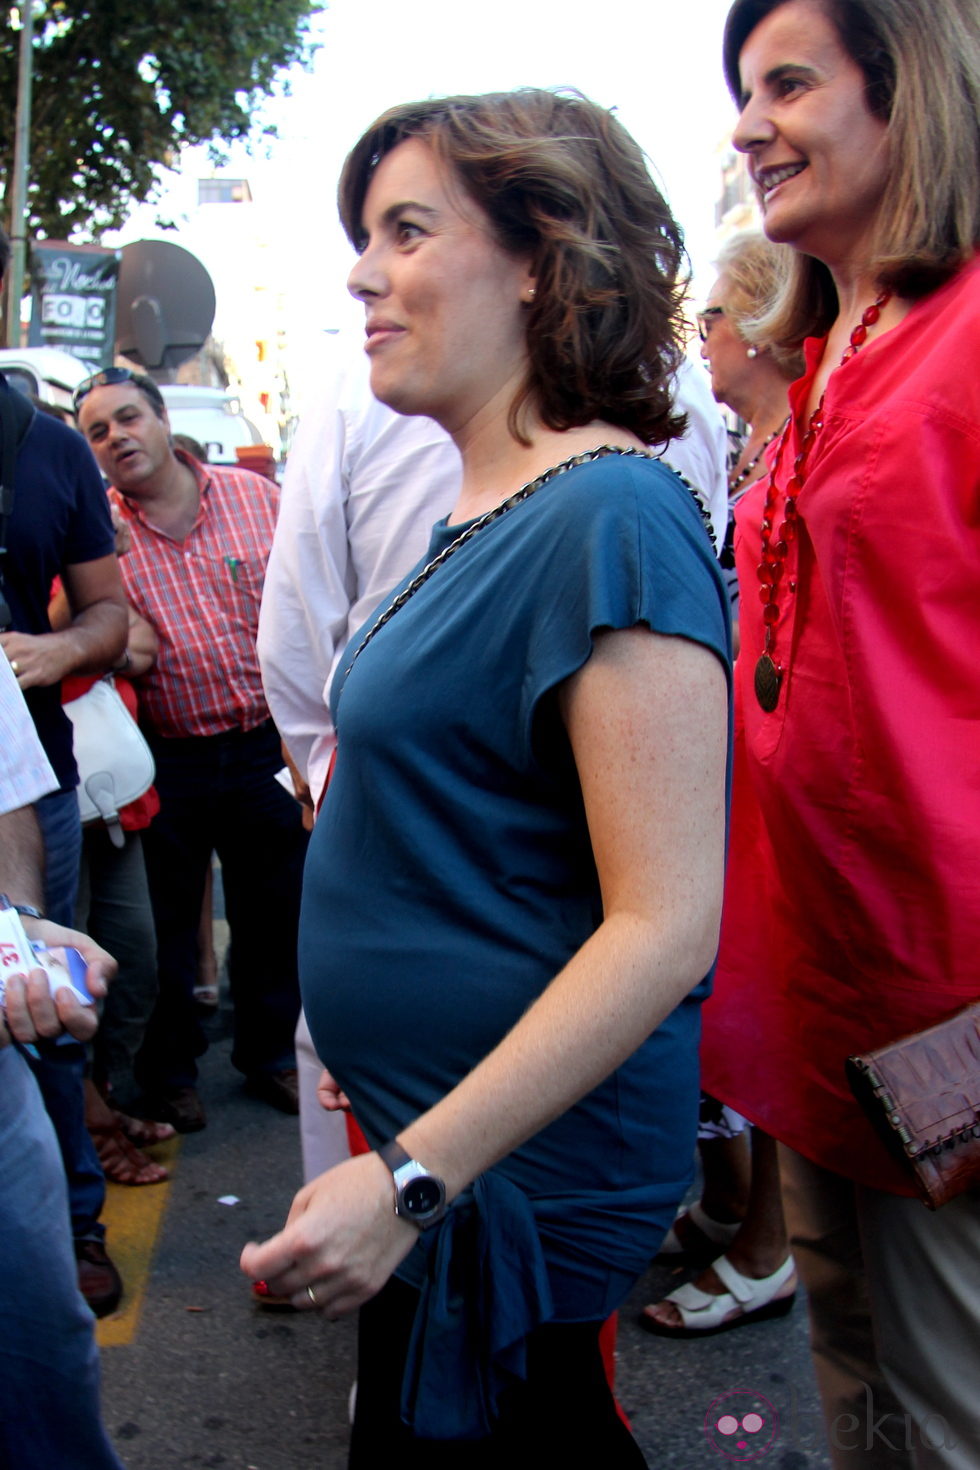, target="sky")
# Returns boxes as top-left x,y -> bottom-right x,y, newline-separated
111,0 -> 744,397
